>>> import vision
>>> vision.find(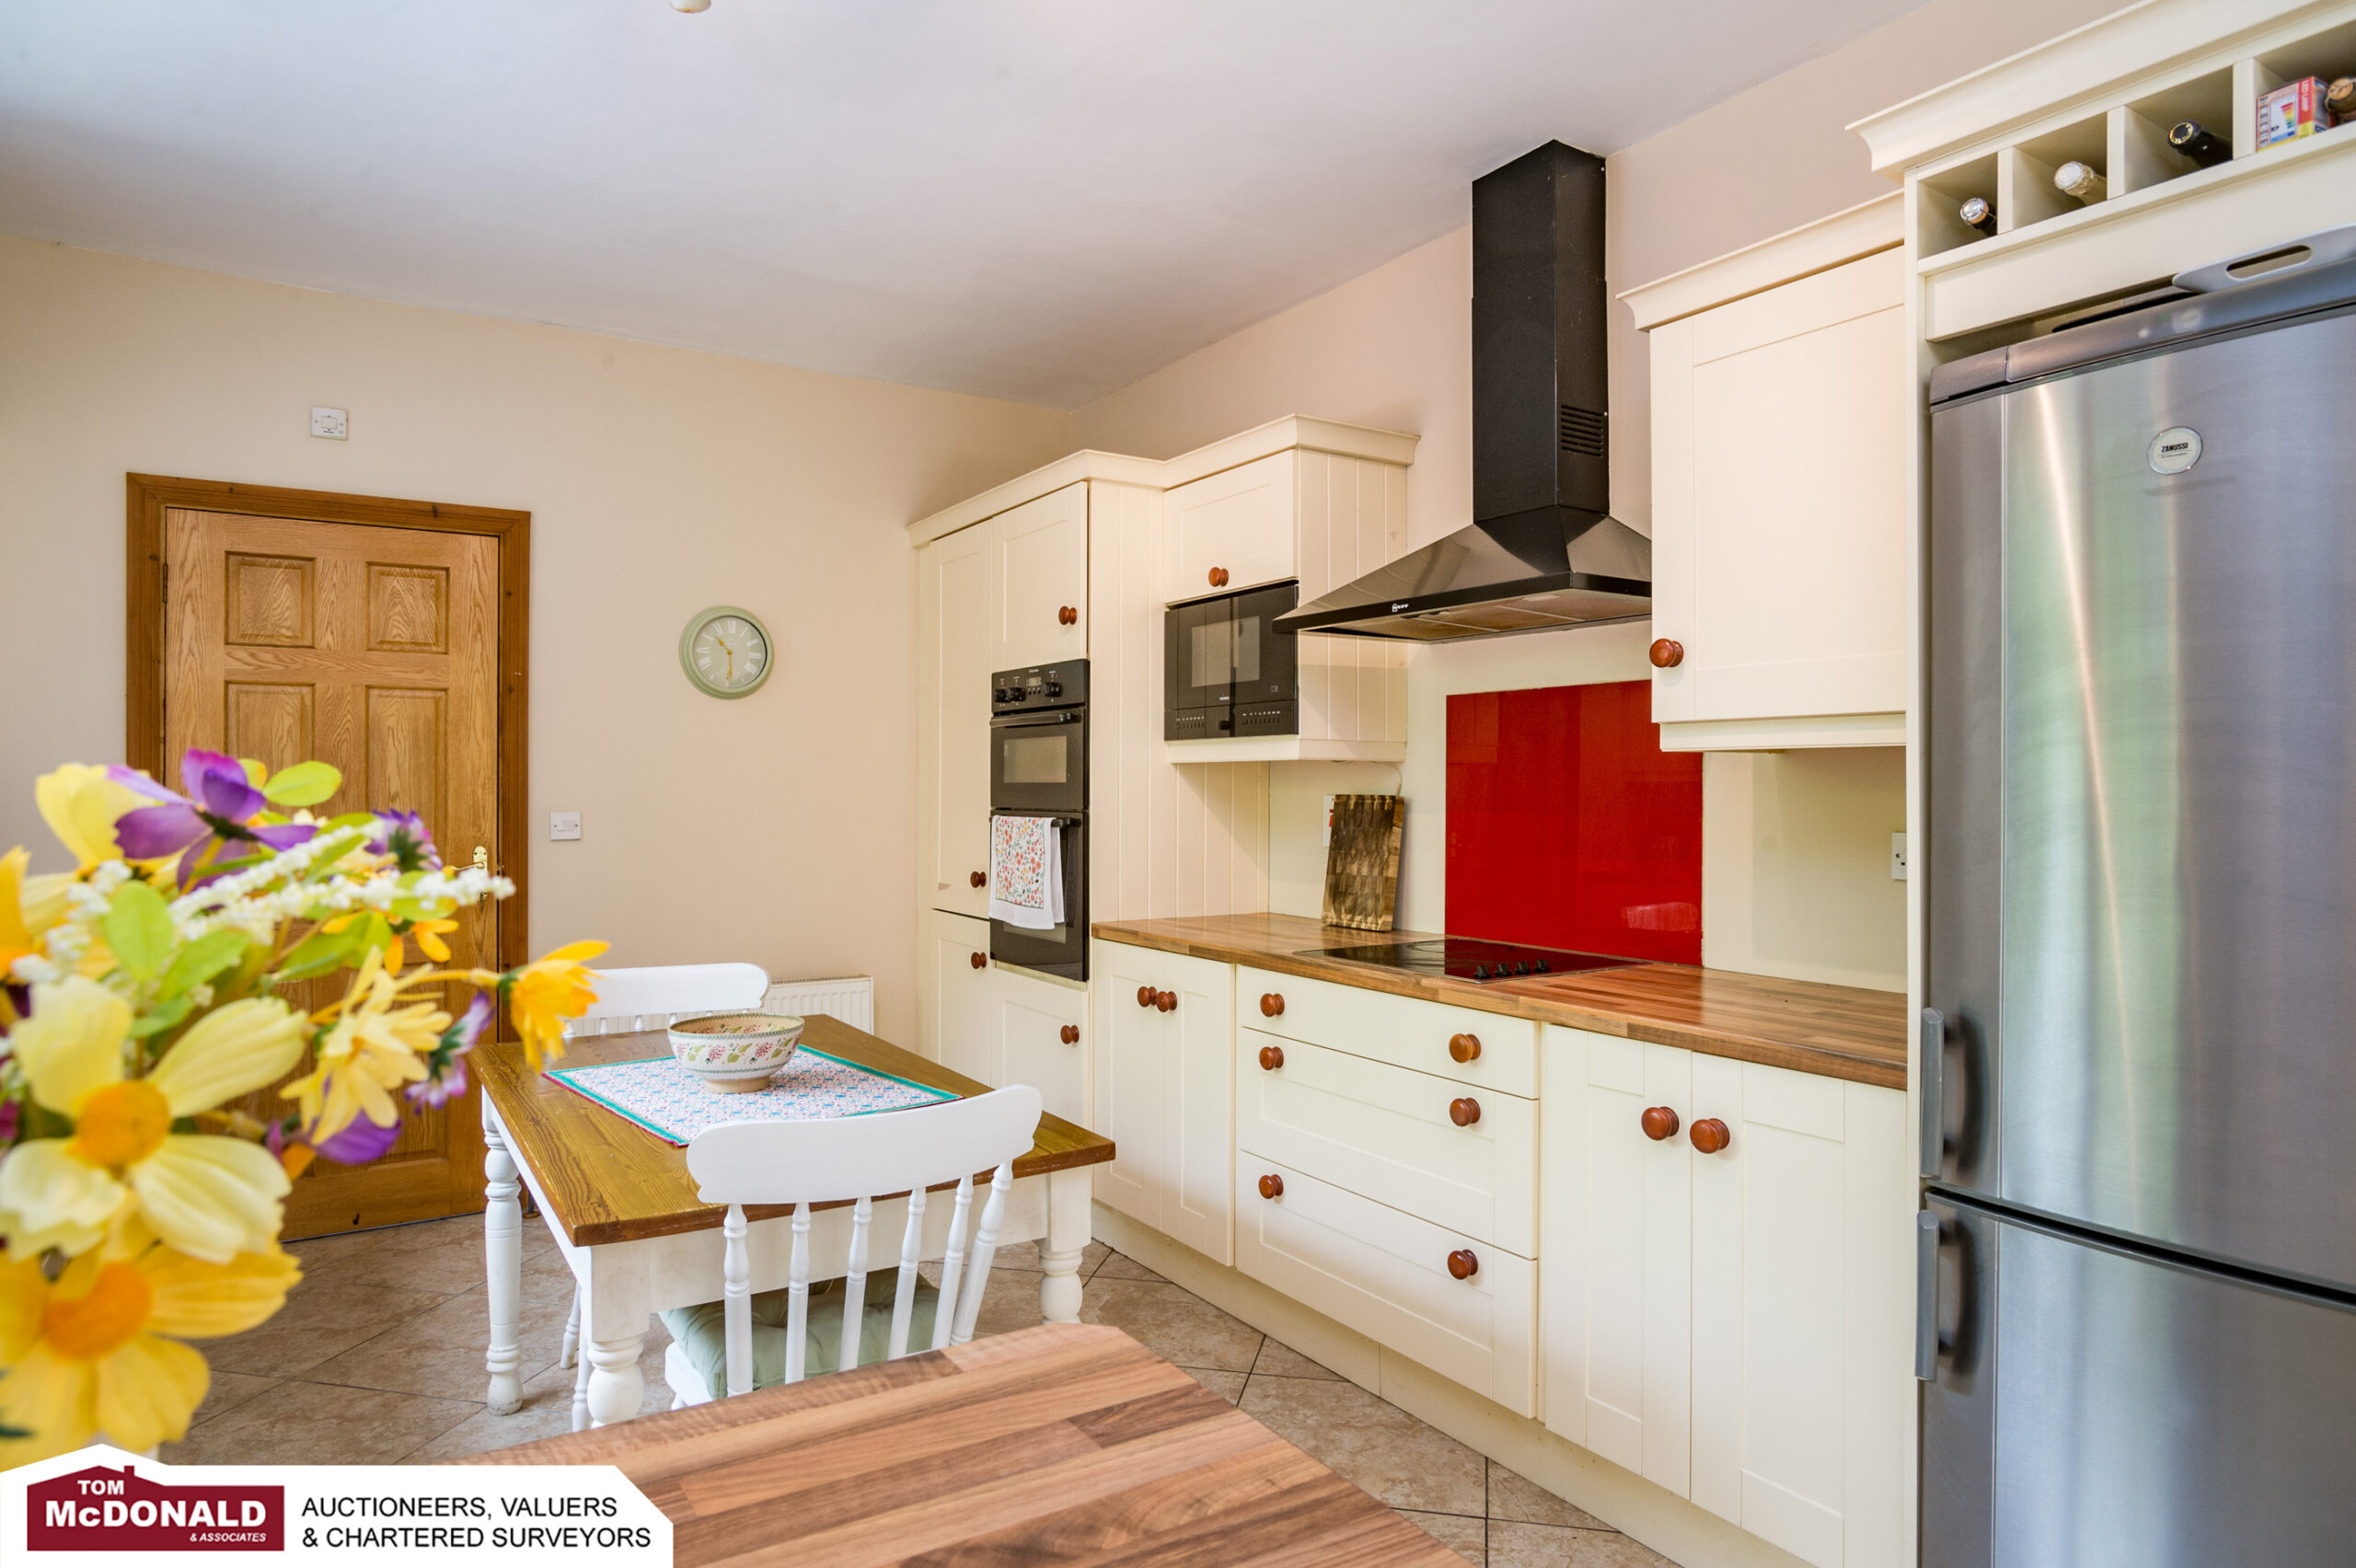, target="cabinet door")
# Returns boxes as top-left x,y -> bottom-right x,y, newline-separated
993,967 -> 1086,1126
1689,1057 -> 1909,1568
924,525 -> 997,917
1163,951 -> 1235,1266
1163,453 -> 1297,602
1091,940 -> 1168,1230
1540,1028 -> 1692,1495
995,483 -> 1089,669
1651,251 -> 1906,731
923,910 -> 996,1084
